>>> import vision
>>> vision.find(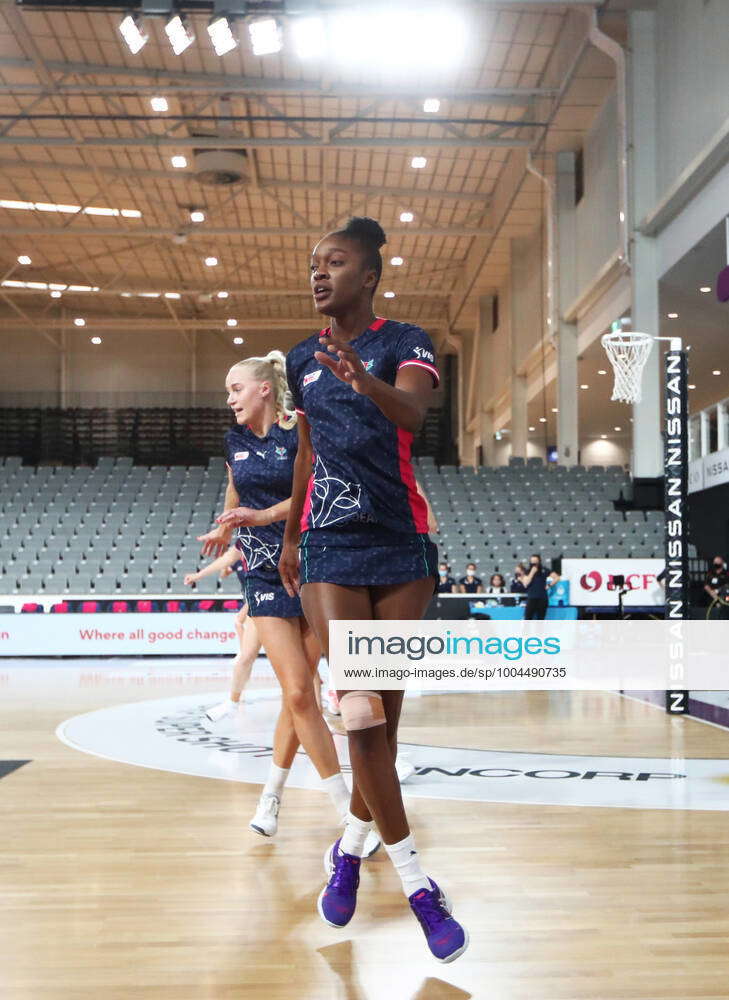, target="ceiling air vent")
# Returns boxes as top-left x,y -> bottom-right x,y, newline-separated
193,149 -> 248,186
